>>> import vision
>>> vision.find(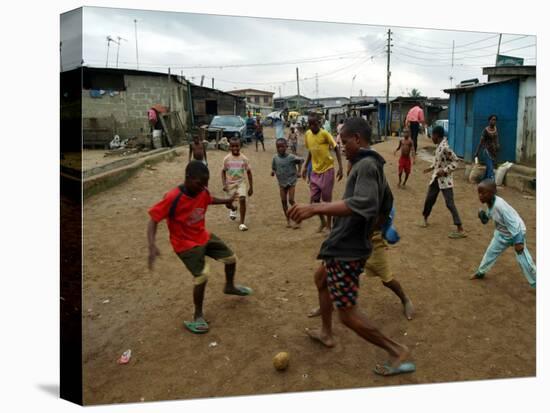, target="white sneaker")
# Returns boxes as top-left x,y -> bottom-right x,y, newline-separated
229,210 -> 237,220
239,224 -> 248,231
